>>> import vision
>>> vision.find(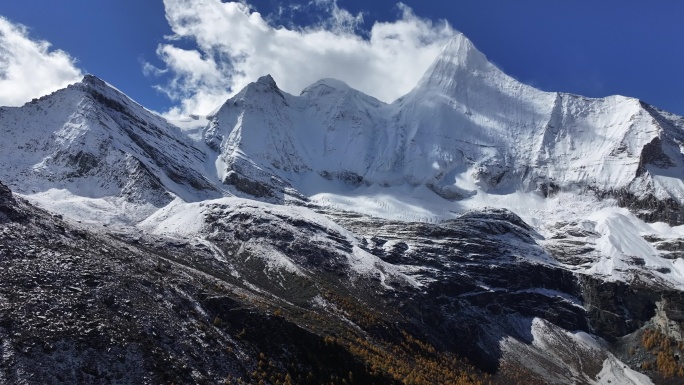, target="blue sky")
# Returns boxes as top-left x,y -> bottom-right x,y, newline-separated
0,0 -> 683,116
